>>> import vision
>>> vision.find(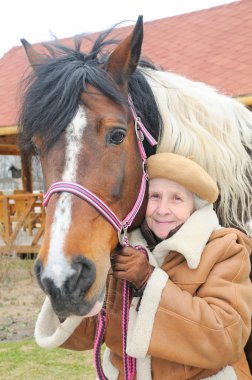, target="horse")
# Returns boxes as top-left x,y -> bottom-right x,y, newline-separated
19,16 -> 252,367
